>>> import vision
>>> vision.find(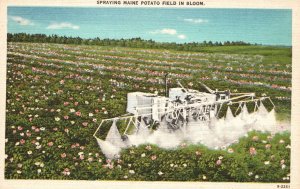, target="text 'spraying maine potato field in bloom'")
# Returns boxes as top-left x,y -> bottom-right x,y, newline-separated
5,42 -> 291,181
